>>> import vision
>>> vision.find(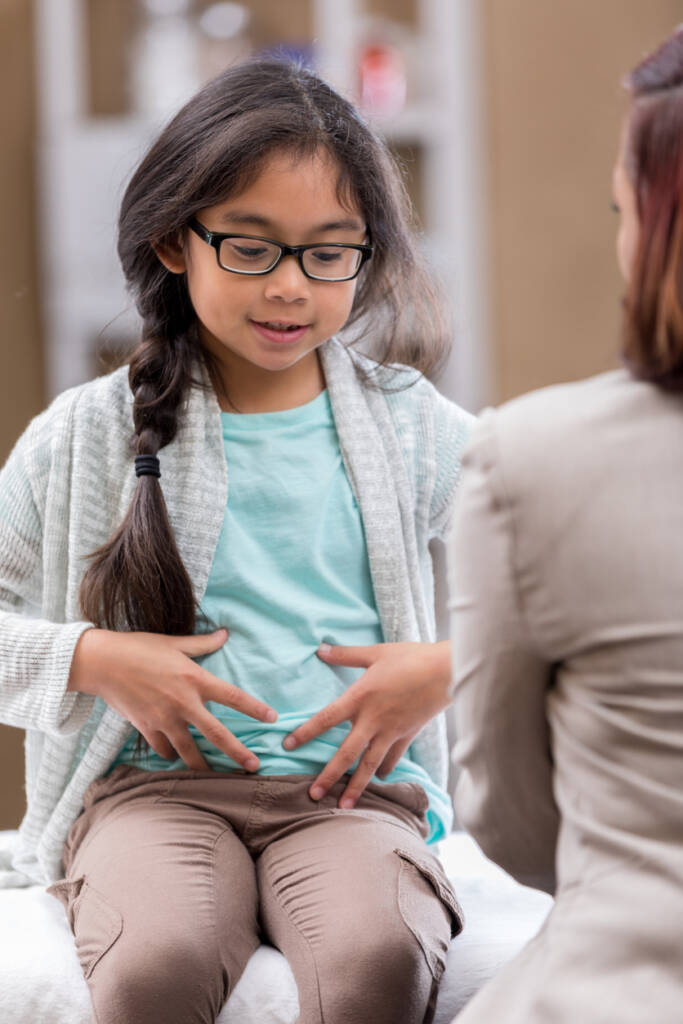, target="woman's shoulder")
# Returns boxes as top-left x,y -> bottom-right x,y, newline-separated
467,368 -> 673,493
497,367 -> 632,418
481,368 -> 656,448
